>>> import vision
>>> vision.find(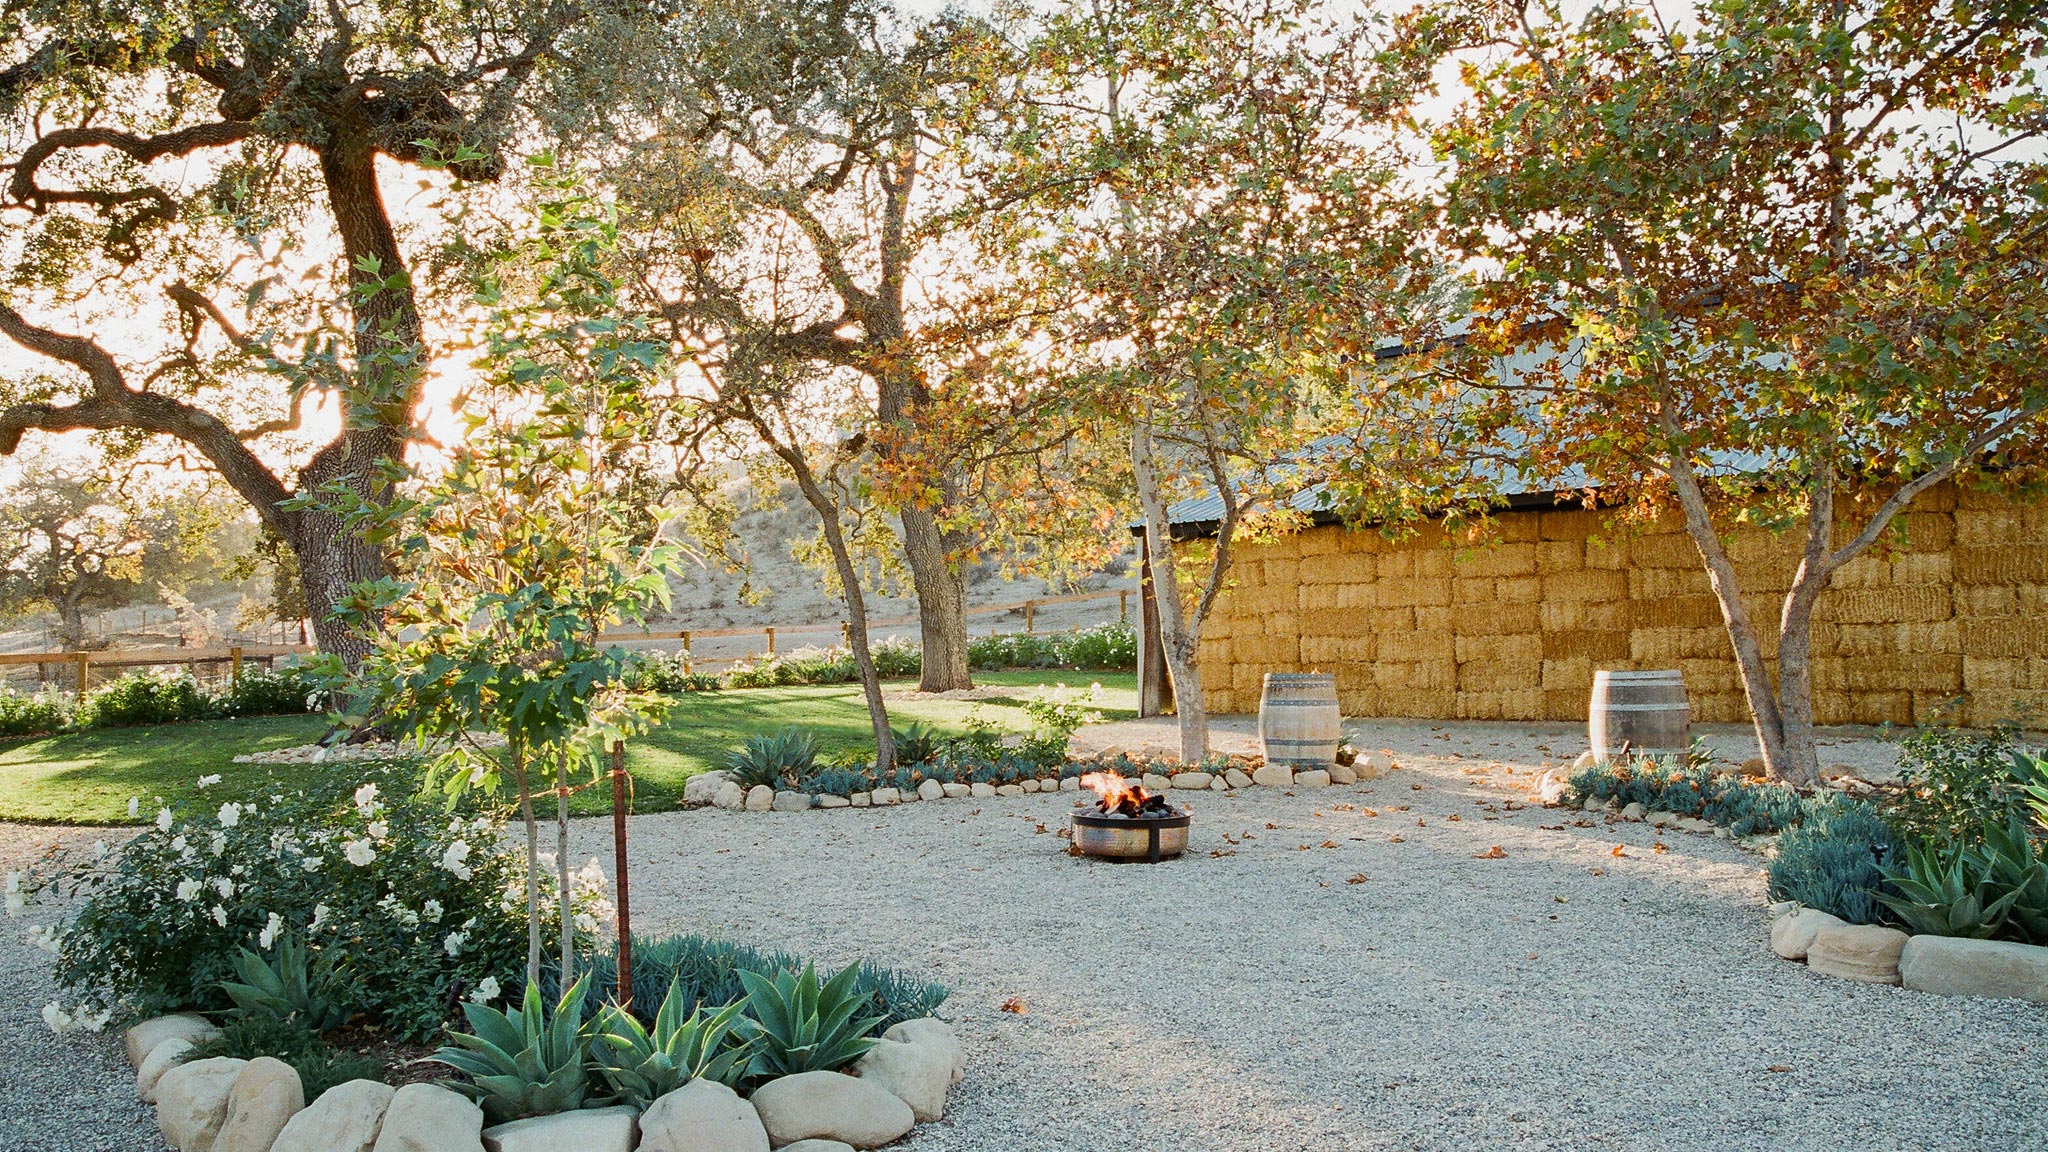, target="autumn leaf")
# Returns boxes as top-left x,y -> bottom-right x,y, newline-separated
1000,997 -> 1028,1015
1474,845 -> 1507,859
1347,873 -> 1369,884
1610,844 -> 1628,857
